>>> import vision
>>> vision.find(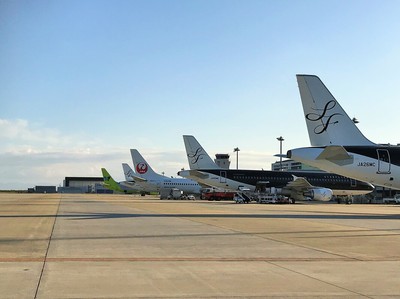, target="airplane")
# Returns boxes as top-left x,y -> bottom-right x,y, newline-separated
129,149 -> 202,195
178,135 -> 374,202
287,74 -> 400,189
122,162 -> 165,195
101,168 -> 142,194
